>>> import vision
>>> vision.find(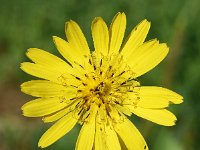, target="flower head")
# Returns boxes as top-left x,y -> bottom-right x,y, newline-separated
21,12 -> 183,149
